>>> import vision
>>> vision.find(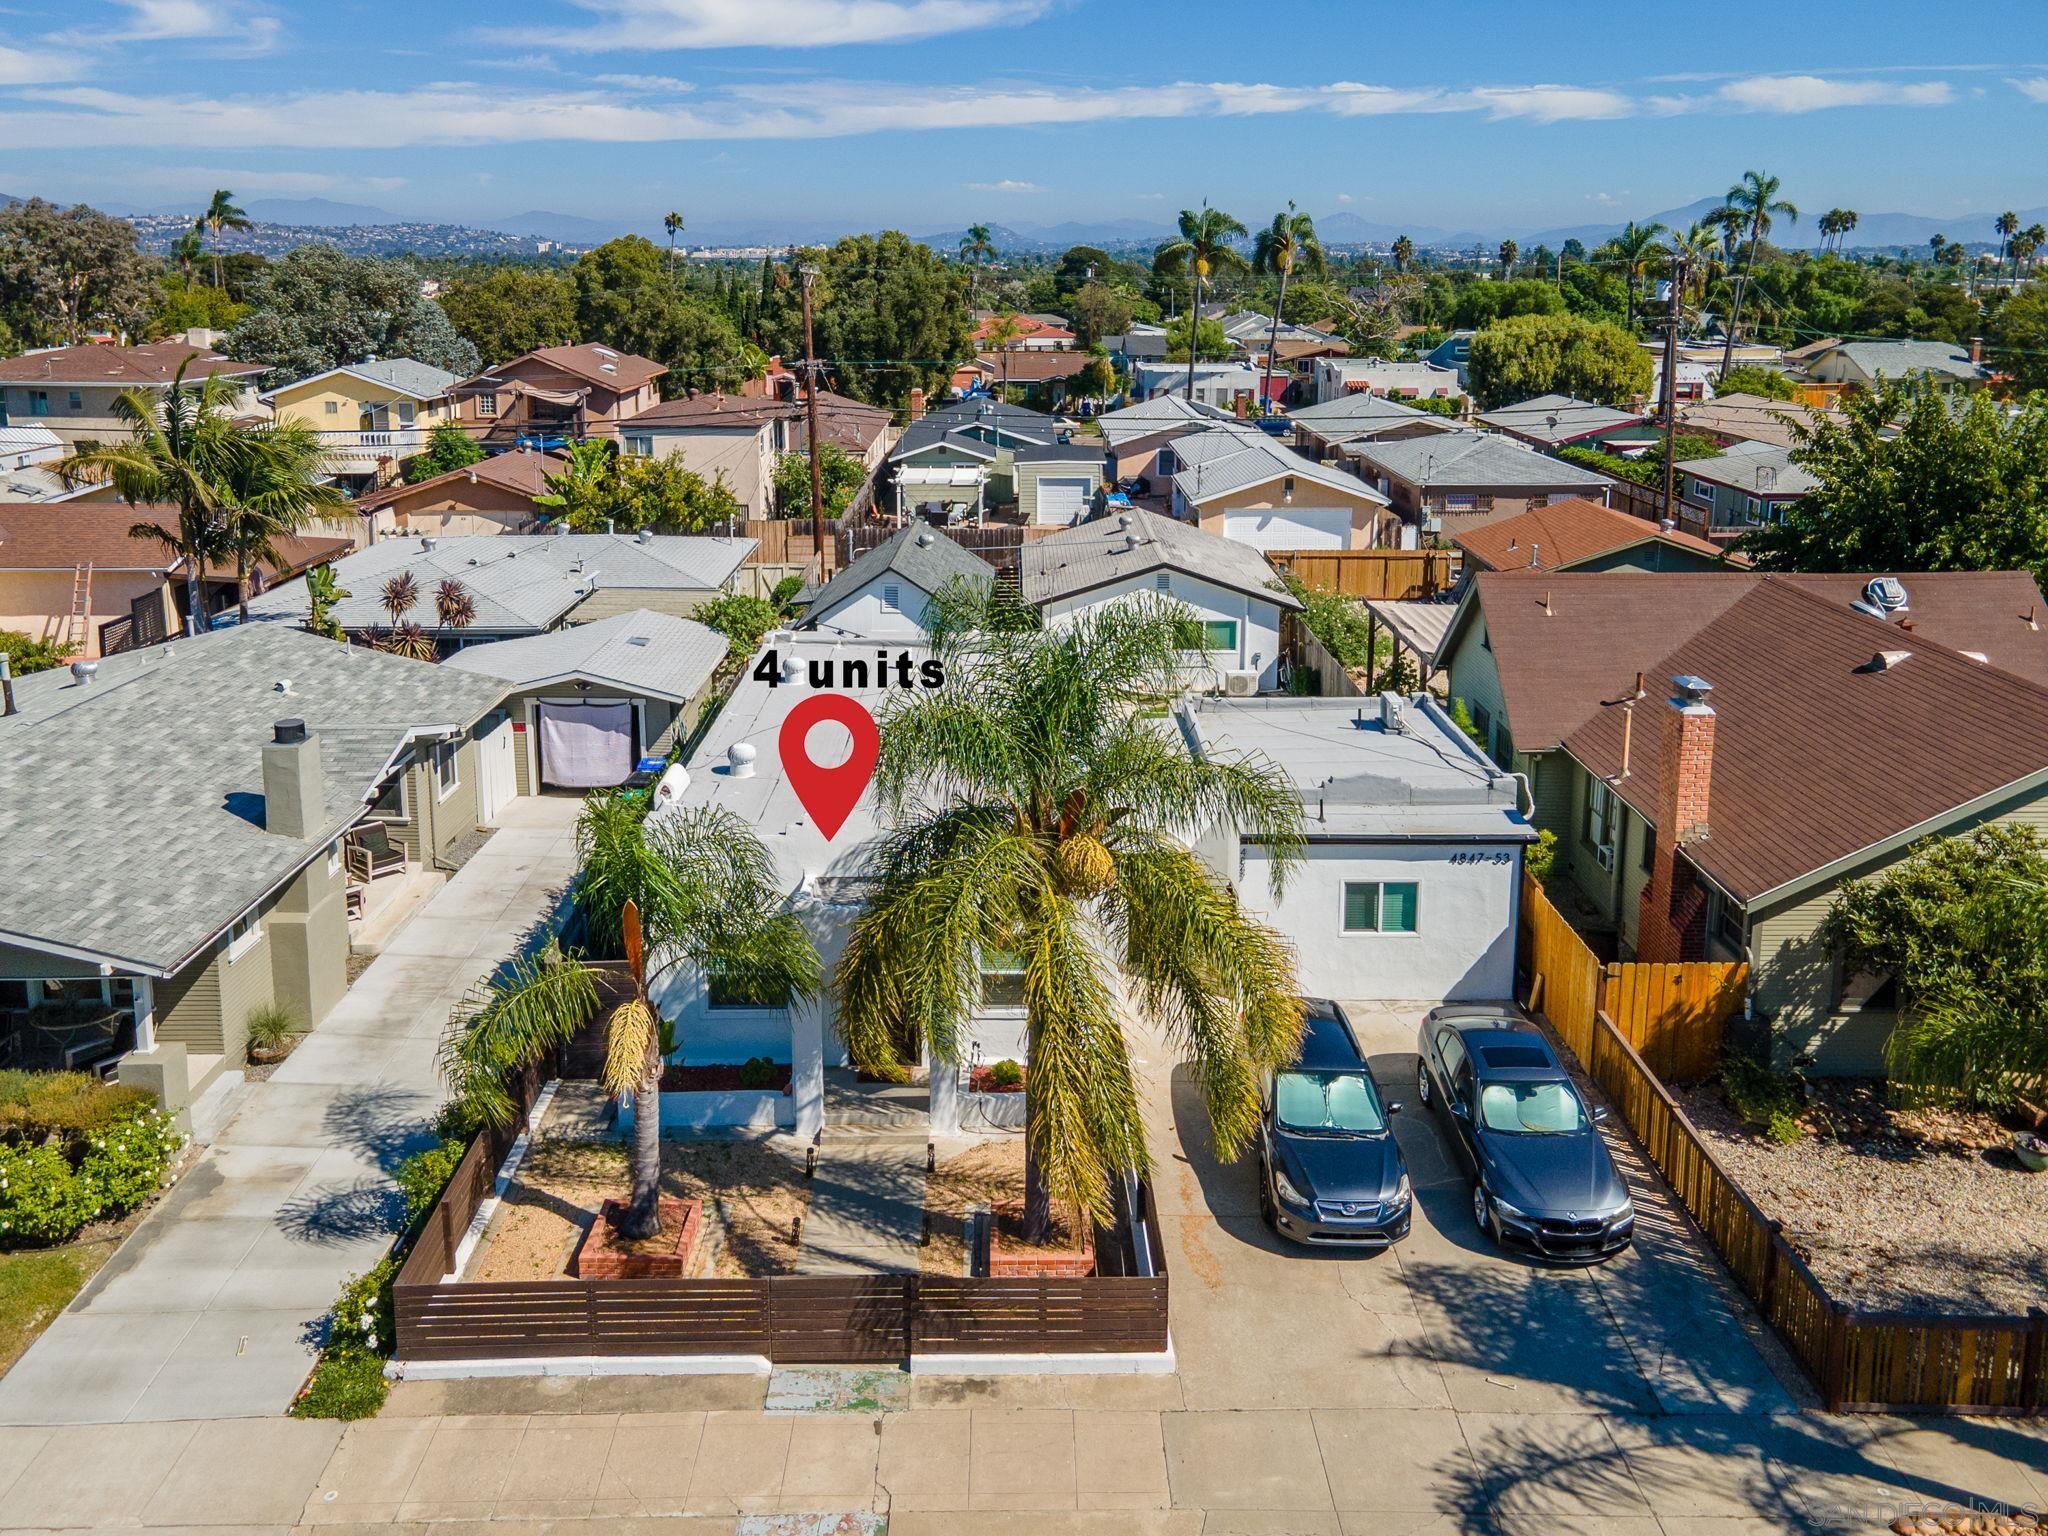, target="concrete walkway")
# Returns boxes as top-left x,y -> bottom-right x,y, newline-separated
0,797 -> 583,1427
